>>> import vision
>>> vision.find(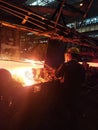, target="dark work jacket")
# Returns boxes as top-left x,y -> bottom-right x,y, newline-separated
56,60 -> 86,96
